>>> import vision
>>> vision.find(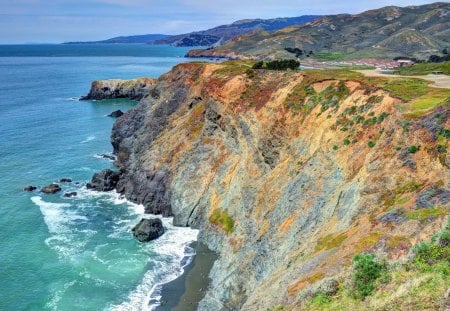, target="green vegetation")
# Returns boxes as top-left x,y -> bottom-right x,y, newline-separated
406,206 -> 447,222
303,219 -> 450,310
368,141 -> 375,148
407,145 -> 420,154
397,61 -> 450,76
314,52 -> 345,61
343,138 -> 351,146
352,253 -> 388,299
252,59 -> 300,70
209,208 -> 235,235
315,232 -> 347,252
382,181 -> 421,208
